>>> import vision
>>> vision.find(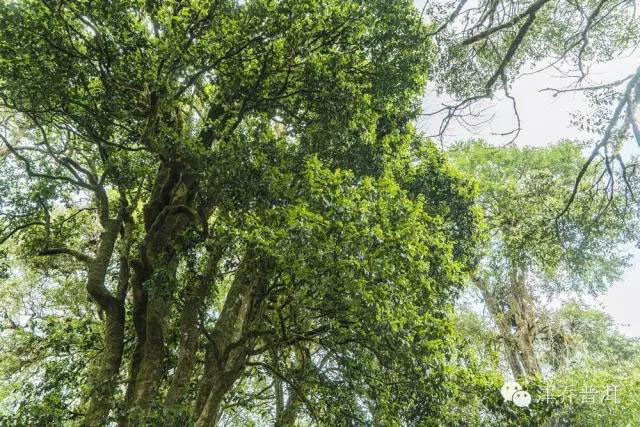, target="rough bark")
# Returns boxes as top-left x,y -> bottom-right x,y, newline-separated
194,248 -> 273,426
84,201 -> 133,425
165,243 -> 226,407
124,162 -> 201,416
122,103 -> 230,421
508,266 -> 540,377
84,301 -> 126,426
121,258 -> 148,420
476,266 -> 541,380
274,347 -> 310,427
479,285 -> 525,379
